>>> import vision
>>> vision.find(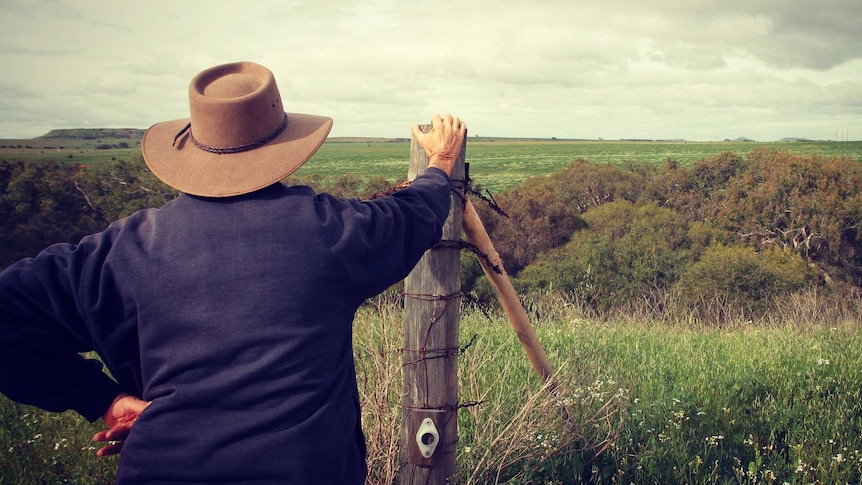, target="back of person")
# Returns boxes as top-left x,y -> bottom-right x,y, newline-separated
99,179 -> 448,483
0,61 -> 466,484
